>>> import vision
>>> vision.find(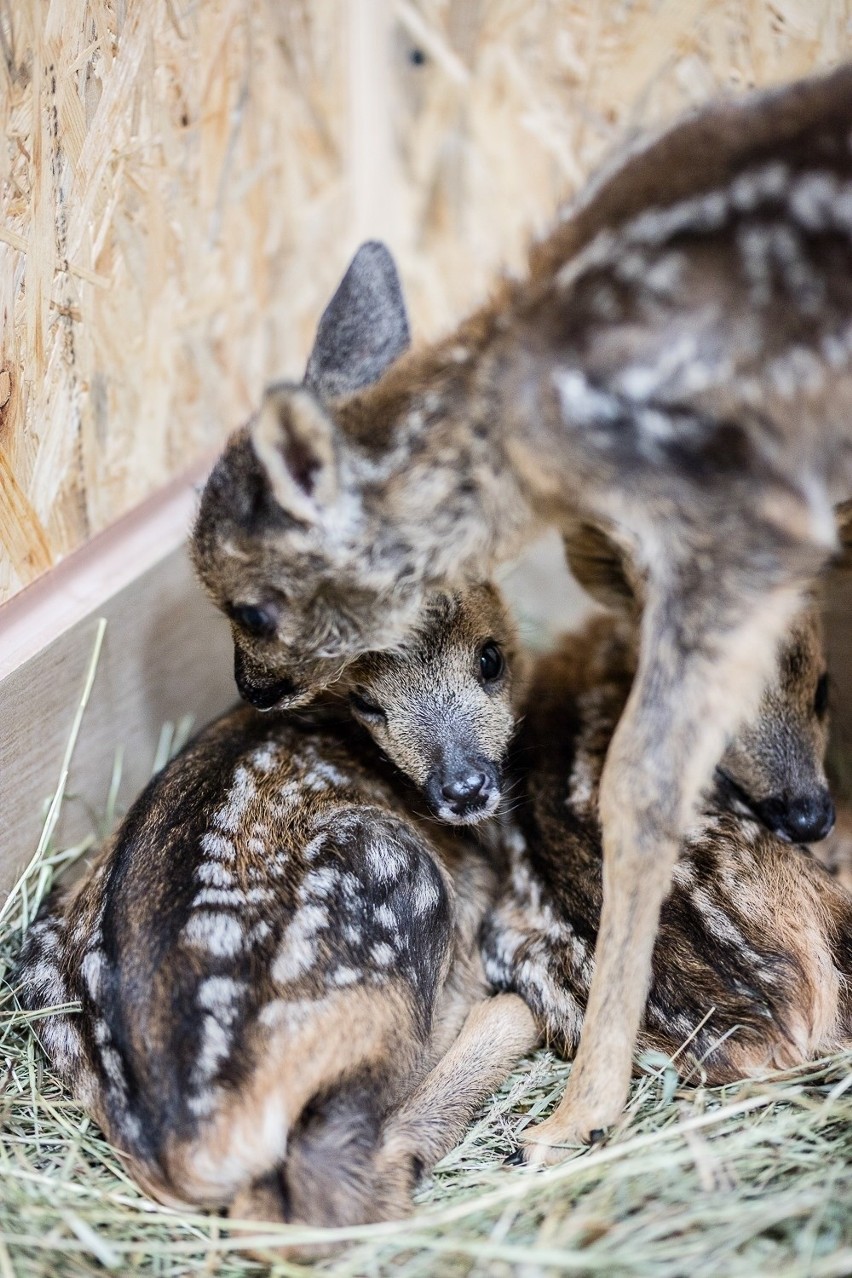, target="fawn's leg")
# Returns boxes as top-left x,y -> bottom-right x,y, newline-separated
520,571 -> 810,1165
375,994 -> 539,1206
